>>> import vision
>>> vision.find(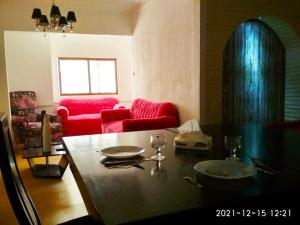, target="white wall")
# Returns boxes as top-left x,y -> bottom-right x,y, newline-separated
132,0 -> 200,124
49,33 -> 133,105
5,31 -> 133,112
5,31 -> 53,111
